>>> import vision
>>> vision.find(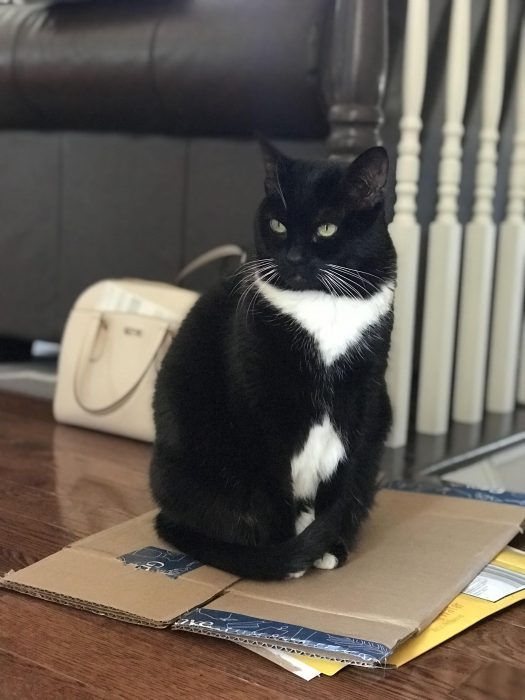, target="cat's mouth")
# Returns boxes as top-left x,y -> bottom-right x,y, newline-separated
287,272 -> 307,289
257,264 -> 322,292
278,271 -> 319,292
